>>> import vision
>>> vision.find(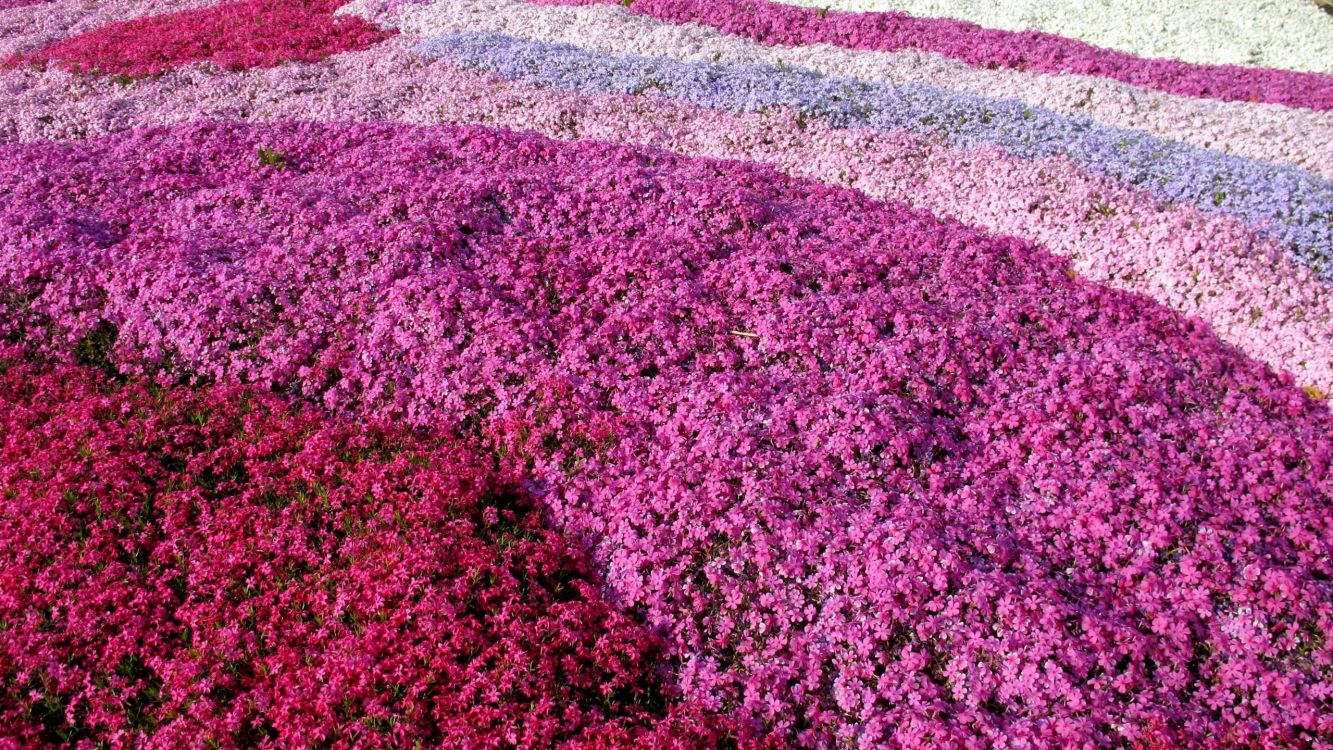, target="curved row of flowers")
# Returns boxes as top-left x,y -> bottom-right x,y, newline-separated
411,31 -> 1333,278
348,0 -> 1333,180
767,0 -> 1333,74
0,0 -> 1331,747
523,0 -> 1333,110
0,0 -> 221,58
